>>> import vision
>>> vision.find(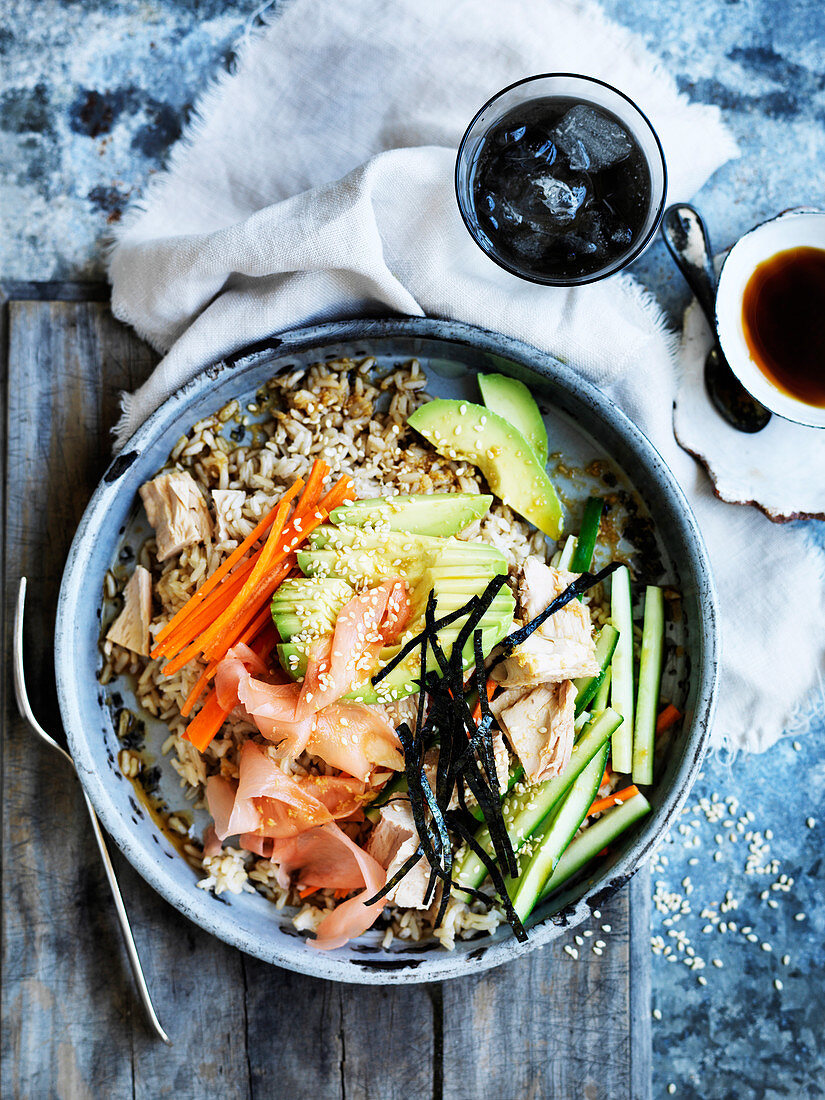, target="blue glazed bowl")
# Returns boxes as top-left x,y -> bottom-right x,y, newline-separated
56,317 -> 718,984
